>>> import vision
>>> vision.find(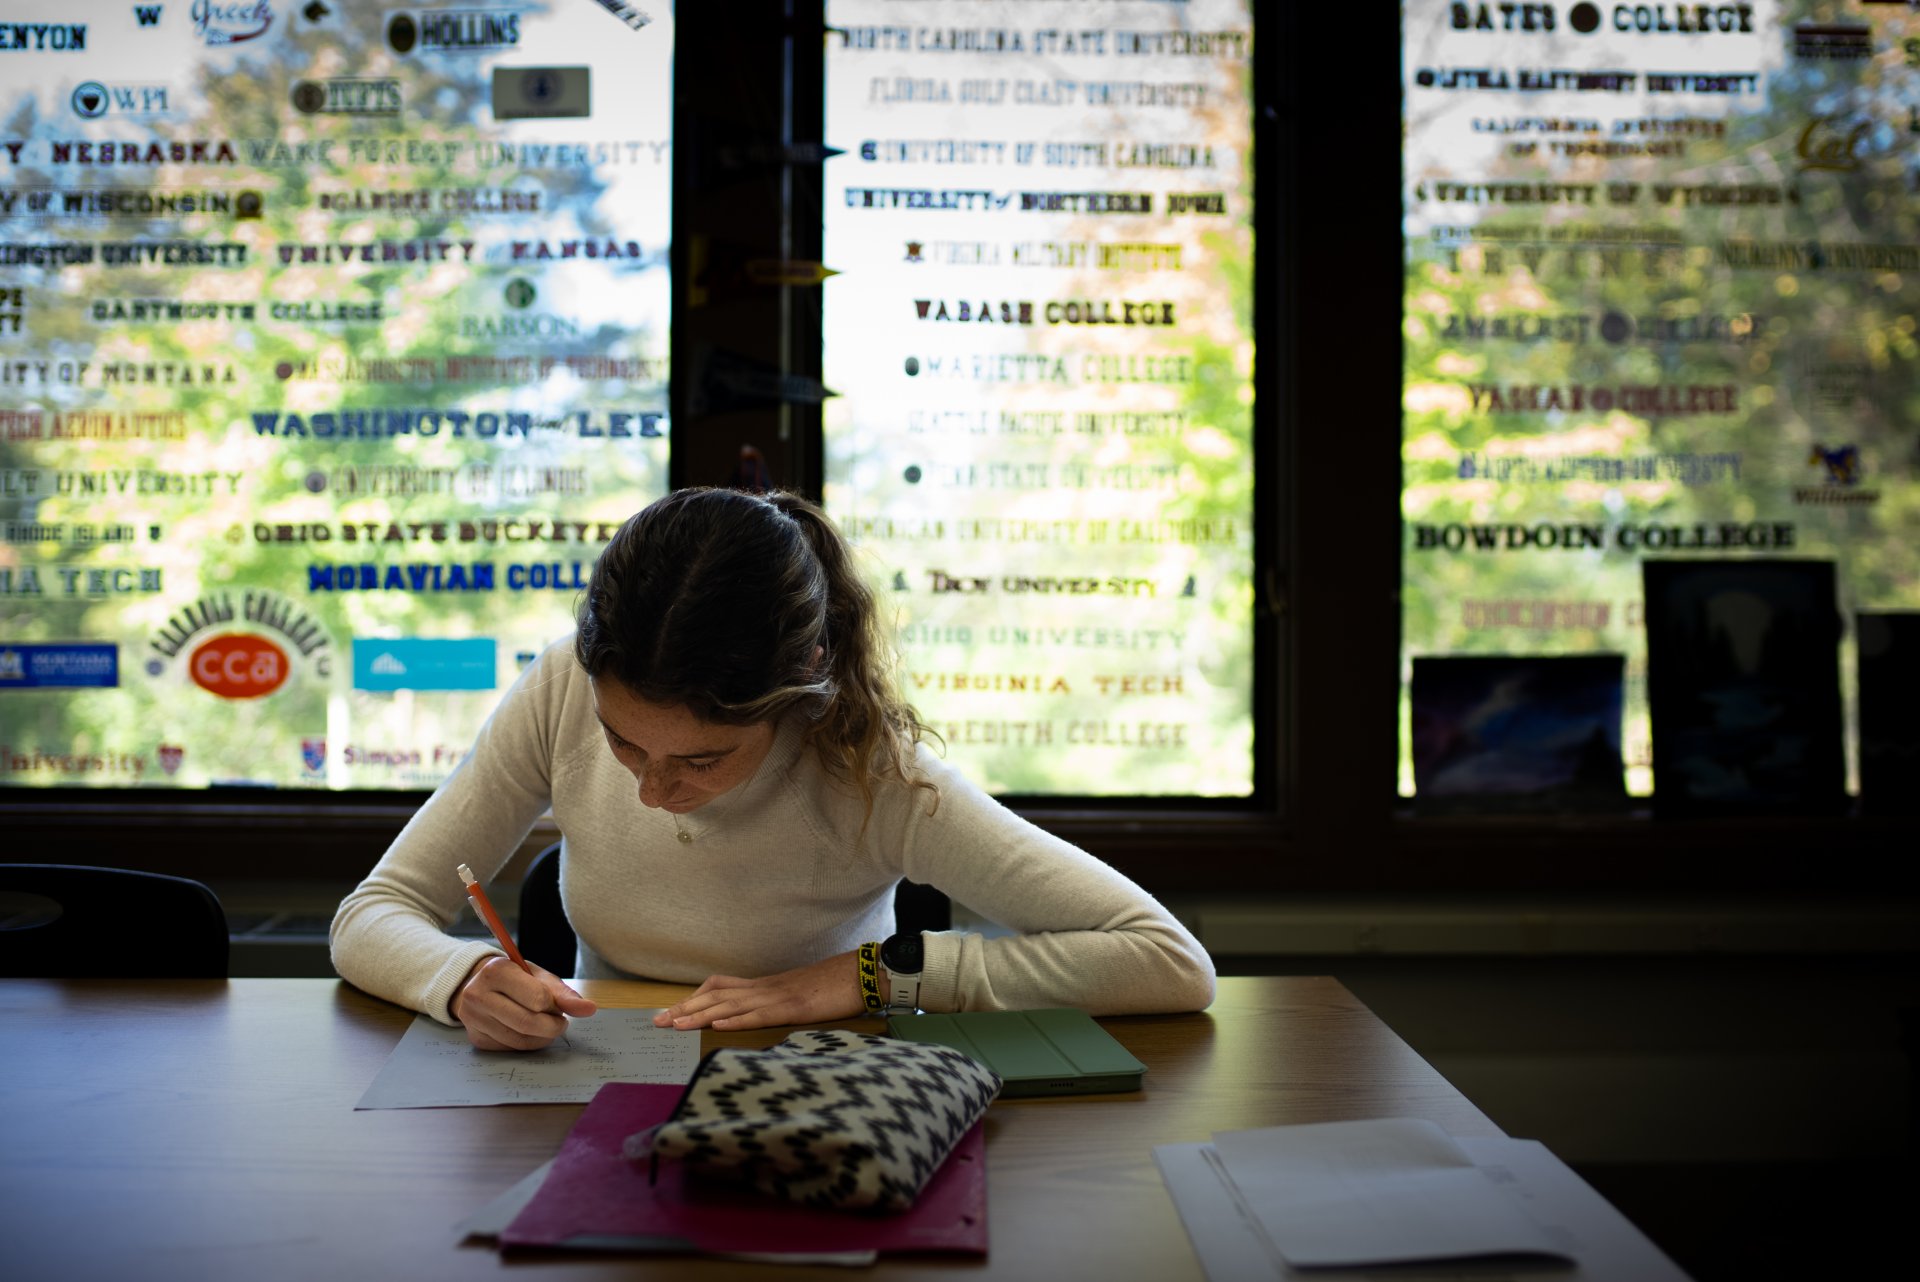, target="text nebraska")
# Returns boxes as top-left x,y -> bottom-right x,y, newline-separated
46,140 -> 237,164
